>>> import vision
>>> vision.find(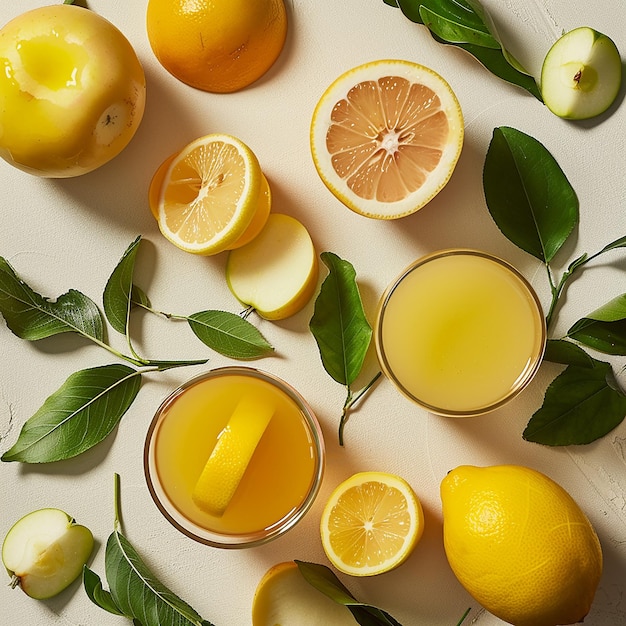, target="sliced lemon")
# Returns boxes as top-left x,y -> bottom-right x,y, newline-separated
192,395 -> 274,516
320,471 -> 424,576
153,133 -> 264,255
311,59 -> 464,219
